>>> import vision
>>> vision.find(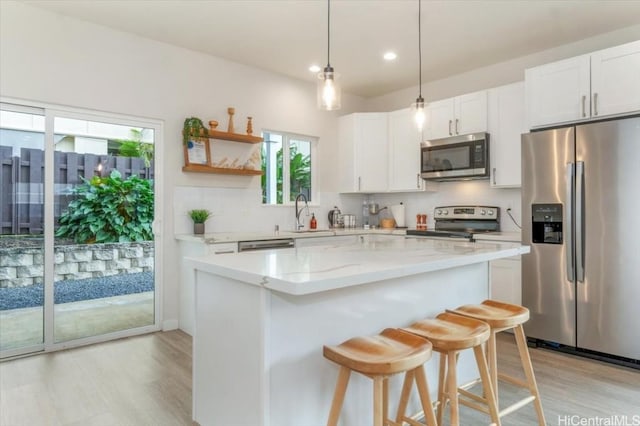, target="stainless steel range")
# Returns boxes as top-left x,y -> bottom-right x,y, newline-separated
406,206 -> 500,240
